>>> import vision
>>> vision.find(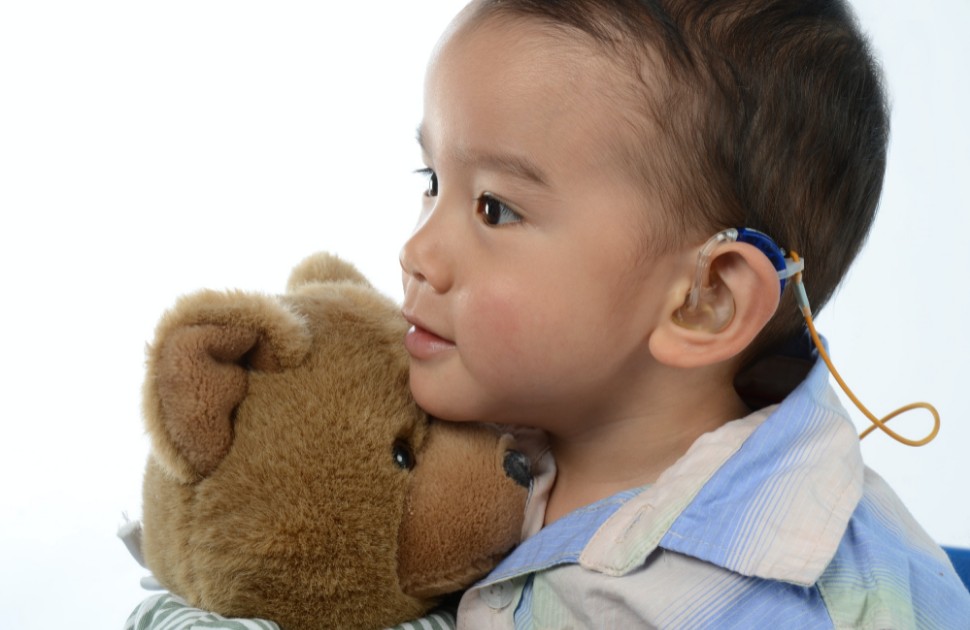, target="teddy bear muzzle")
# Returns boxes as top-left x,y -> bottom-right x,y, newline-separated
396,424 -> 531,600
